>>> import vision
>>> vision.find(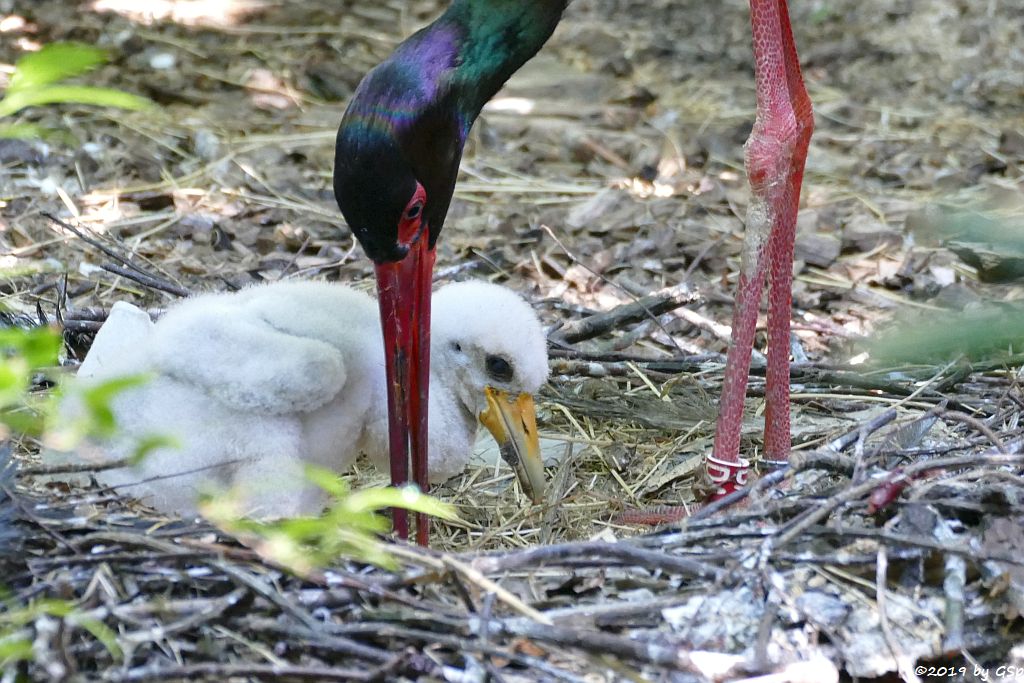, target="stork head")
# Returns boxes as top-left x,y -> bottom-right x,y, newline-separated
333,129 -> 427,264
